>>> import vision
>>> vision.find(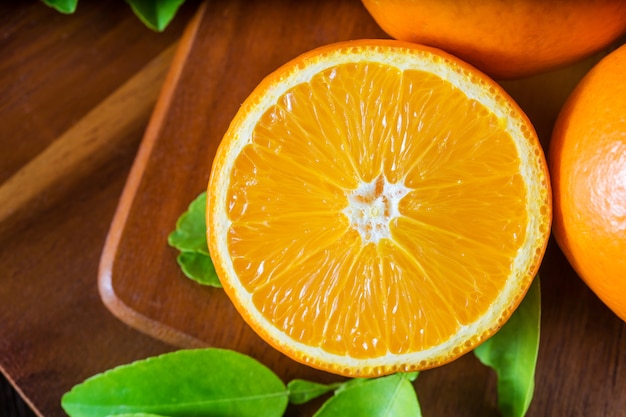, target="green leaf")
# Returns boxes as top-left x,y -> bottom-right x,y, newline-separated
313,373 -> 421,417
403,372 -> 419,382
287,379 -> 342,405
176,251 -> 220,287
61,348 -> 288,417
474,276 -> 541,417
332,377 -> 368,395
41,0 -> 78,14
126,0 -> 186,32
168,192 -> 209,255
107,414 -> 168,417
168,192 -> 221,287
